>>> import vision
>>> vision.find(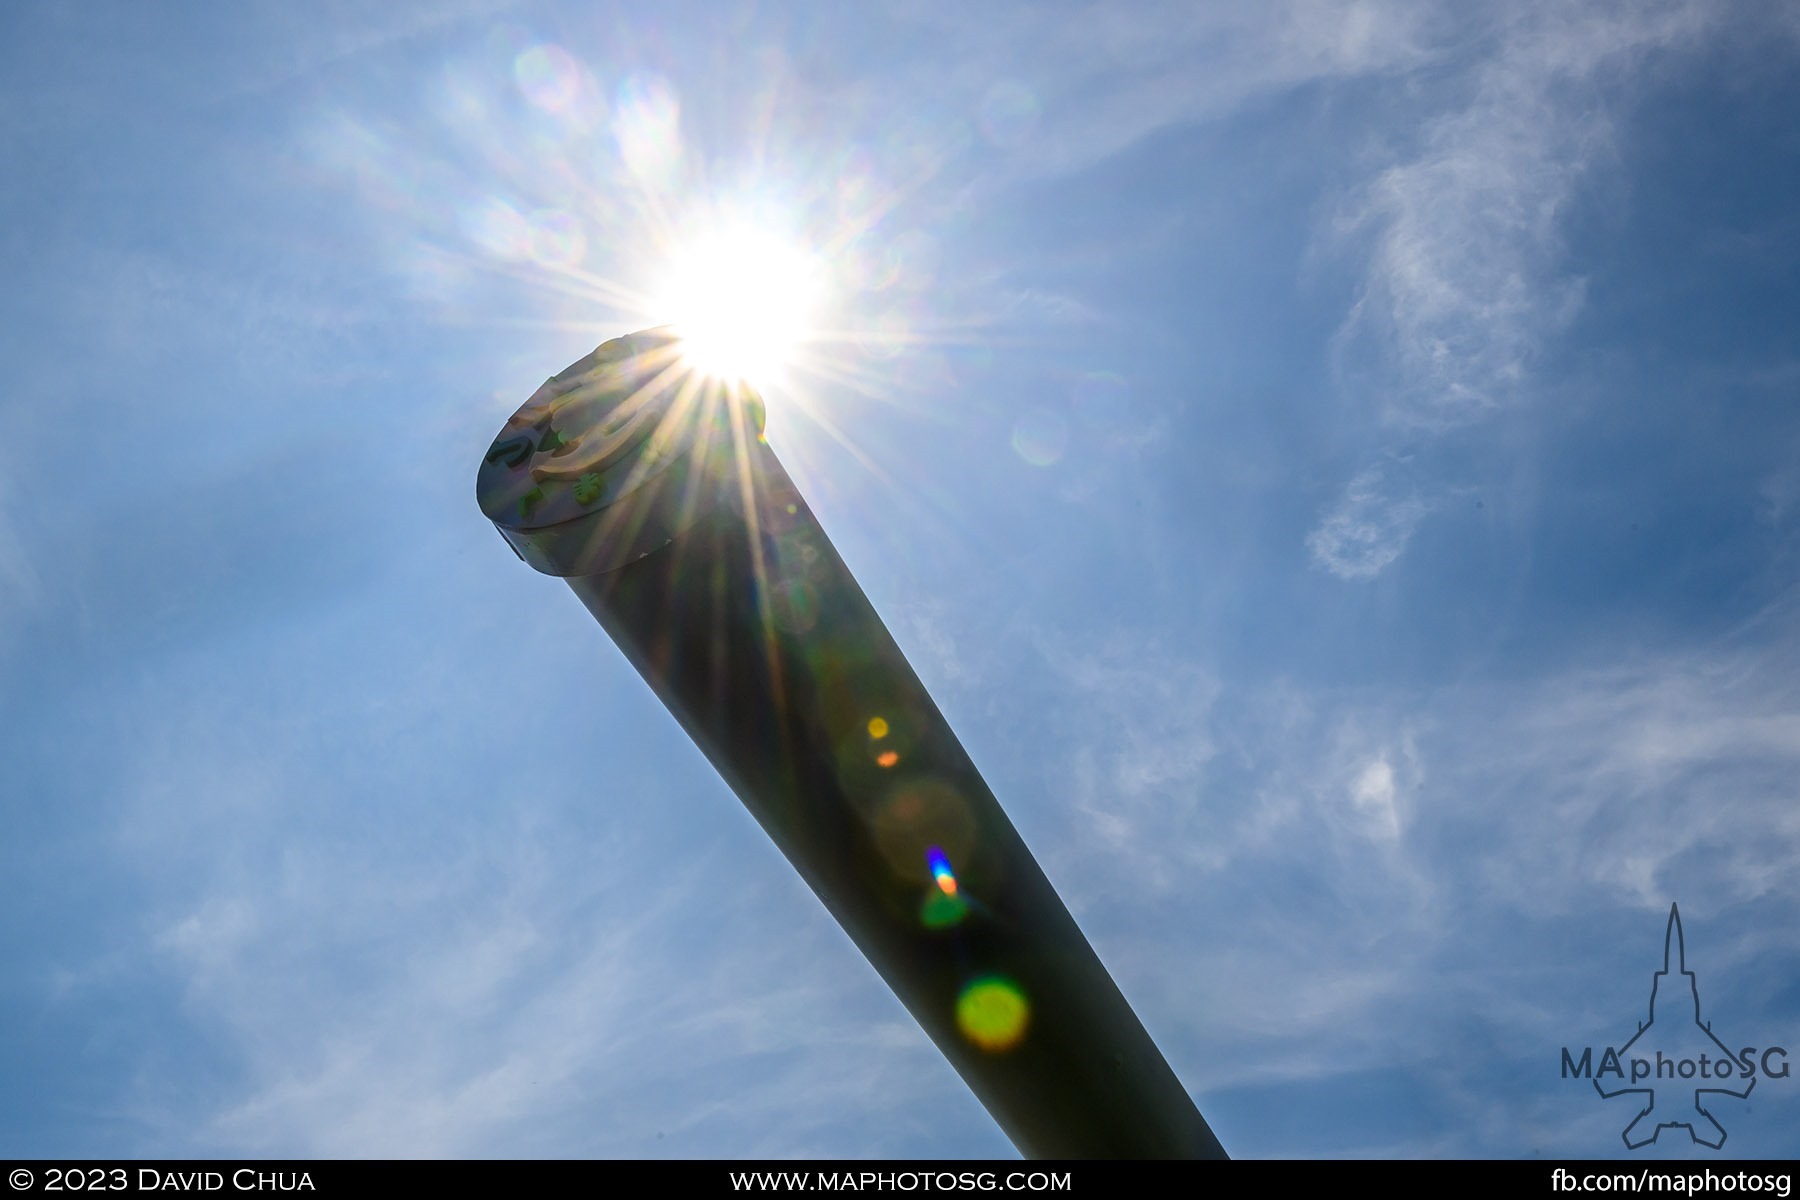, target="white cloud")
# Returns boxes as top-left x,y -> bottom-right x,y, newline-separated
1015,590 -> 1800,1151
996,288 -> 1102,327
1036,635 -> 1222,887
1306,468 -> 1431,579
138,821 -> 970,1157
1350,756 -> 1401,841
80,661 -> 998,1159
1453,620 -> 1800,914
1311,3 -> 1717,579
1330,2 -> 1712,428
944,1 -> 1437,186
